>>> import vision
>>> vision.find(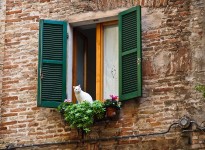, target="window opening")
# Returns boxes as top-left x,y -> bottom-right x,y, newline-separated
73,24 -> 96,101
